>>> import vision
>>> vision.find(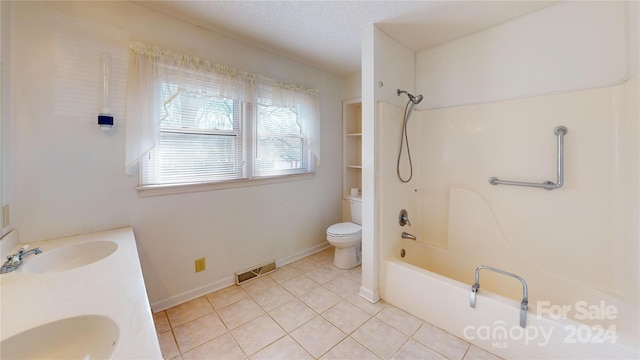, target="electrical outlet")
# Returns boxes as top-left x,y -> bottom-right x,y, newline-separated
195,258 -> 206,273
